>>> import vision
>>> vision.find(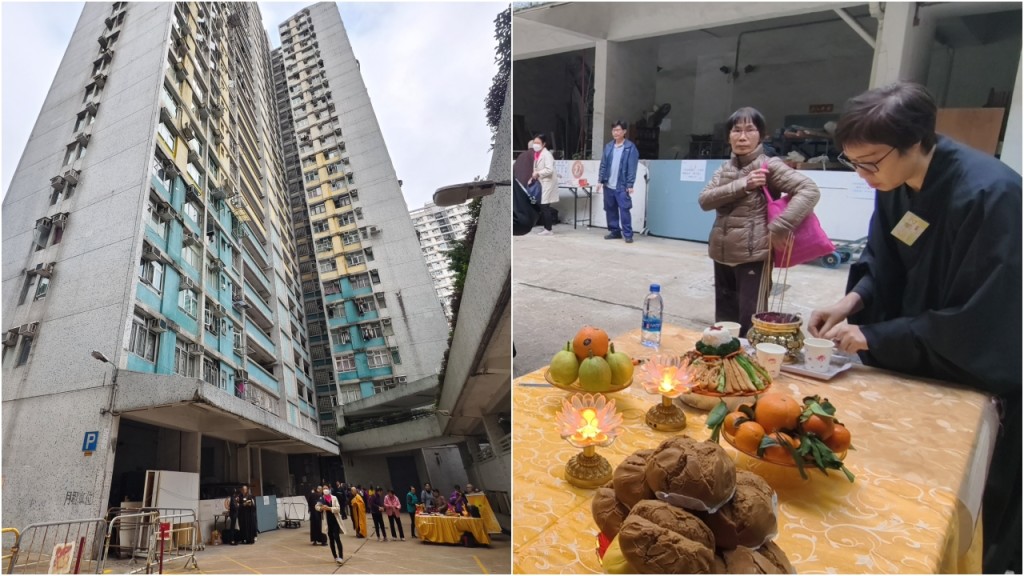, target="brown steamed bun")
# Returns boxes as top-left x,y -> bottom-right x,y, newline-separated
591,485 -> 631,539
721,546 -> 785,574
701,470 -> 777,549
613,449 -> 655,508
645,436 -> 736,511
757,540 -> 796,574
618,500 -> 715,574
